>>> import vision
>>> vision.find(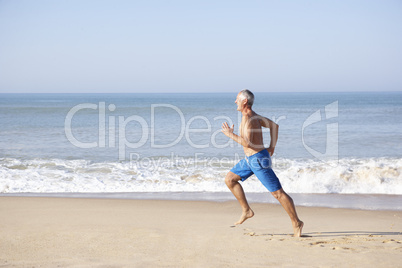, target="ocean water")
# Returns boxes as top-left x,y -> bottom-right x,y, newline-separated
0,92 -> 401,209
